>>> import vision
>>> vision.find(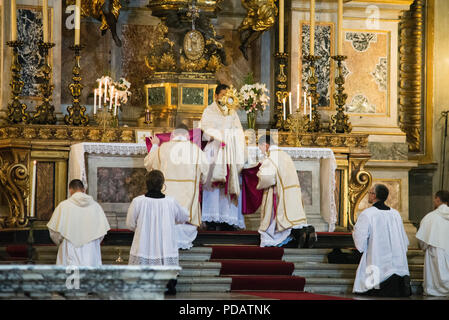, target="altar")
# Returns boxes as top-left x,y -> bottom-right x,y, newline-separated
68,142 -> 338,232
